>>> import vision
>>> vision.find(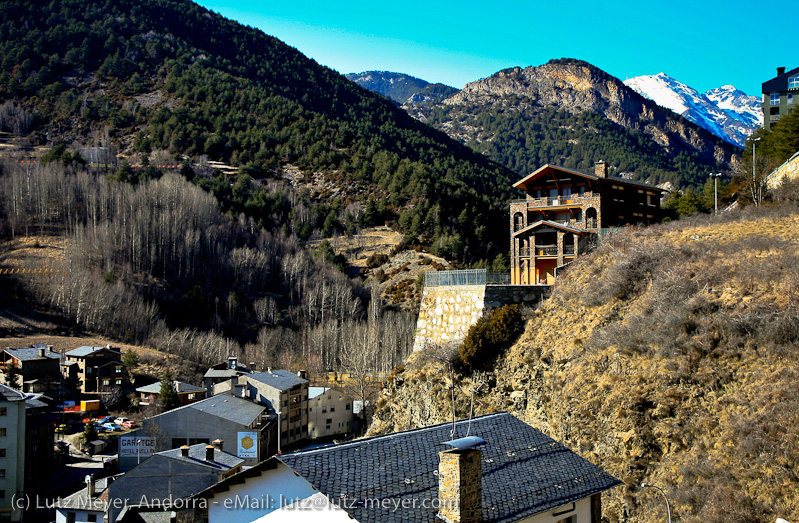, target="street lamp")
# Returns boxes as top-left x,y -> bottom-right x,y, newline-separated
136,439 -> 142,465
709,173 -> 722,215
641,483 -> 672,523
